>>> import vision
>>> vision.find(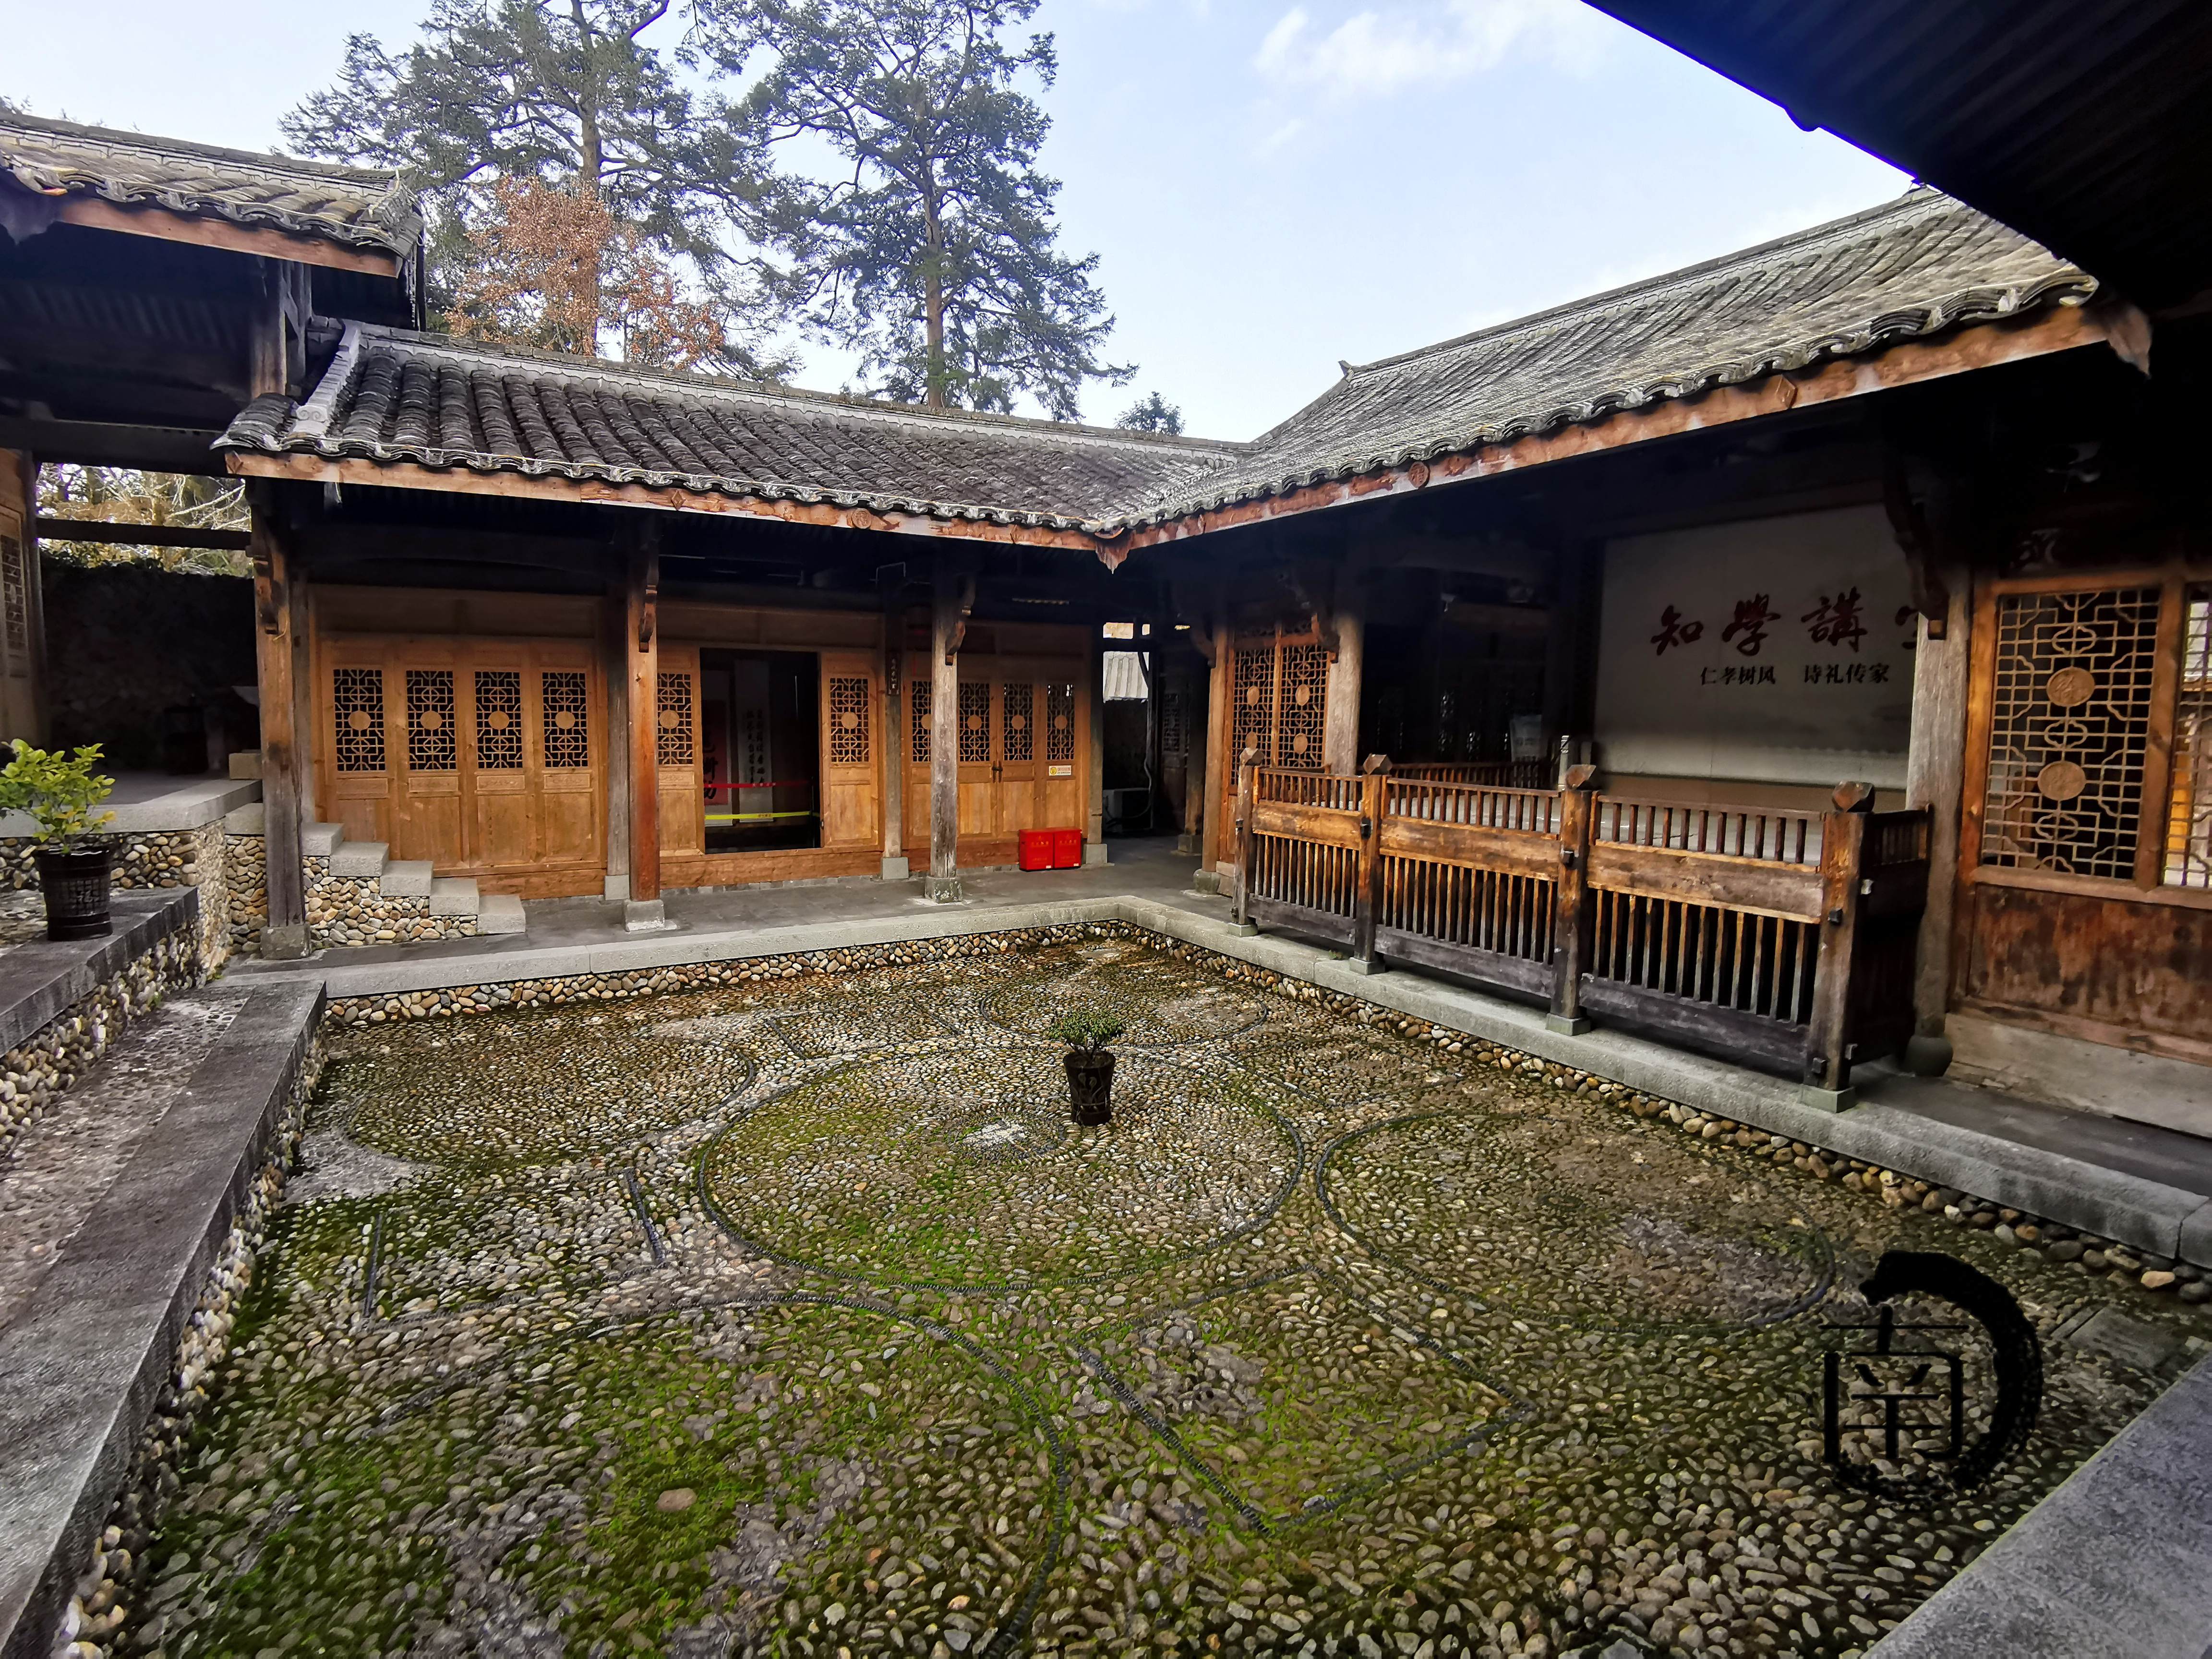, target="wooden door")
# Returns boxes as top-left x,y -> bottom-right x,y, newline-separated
1040,675 -> 1084,830
1220,627 -> 1331,857
656,647 -> 704,861
317,637 -> 605,895
955,666 -> 996,837
995,670 -> 1041,835
819,651 -> 881,850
